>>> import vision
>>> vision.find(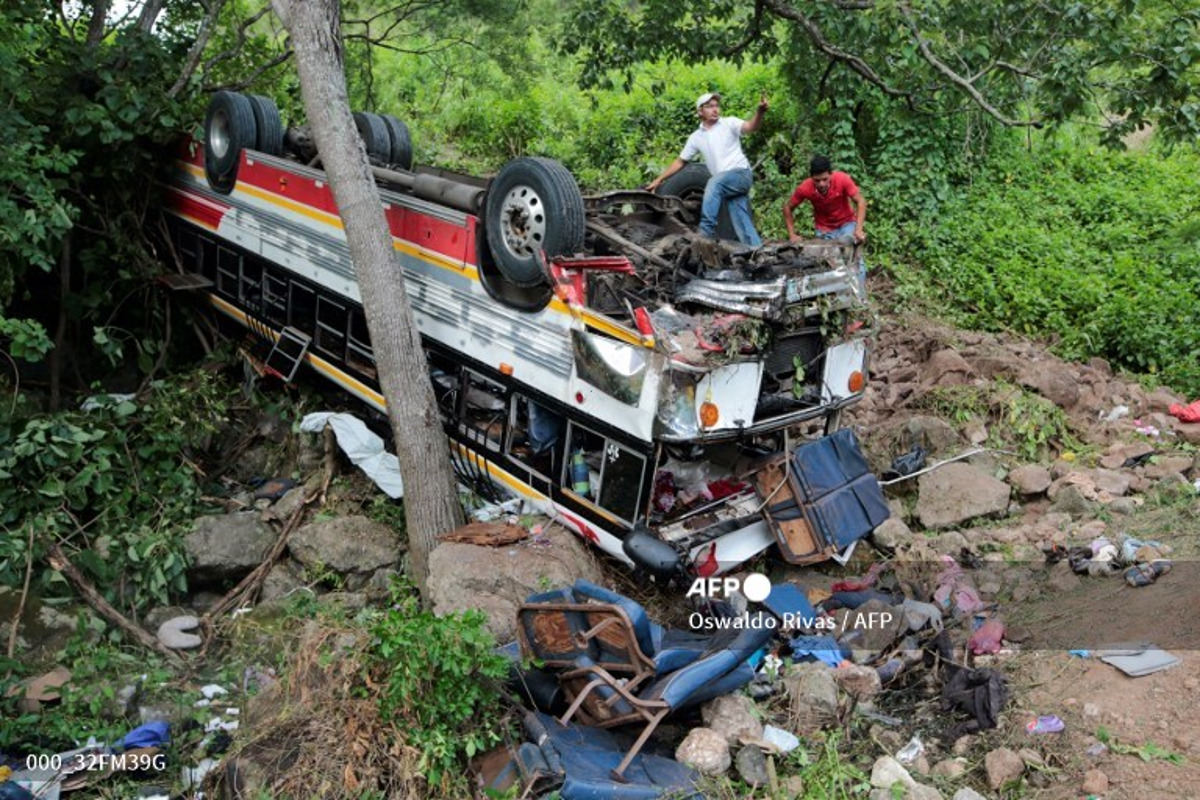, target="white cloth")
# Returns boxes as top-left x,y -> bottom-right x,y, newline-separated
299,411 -> 404,498
679,117 -> 750,174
